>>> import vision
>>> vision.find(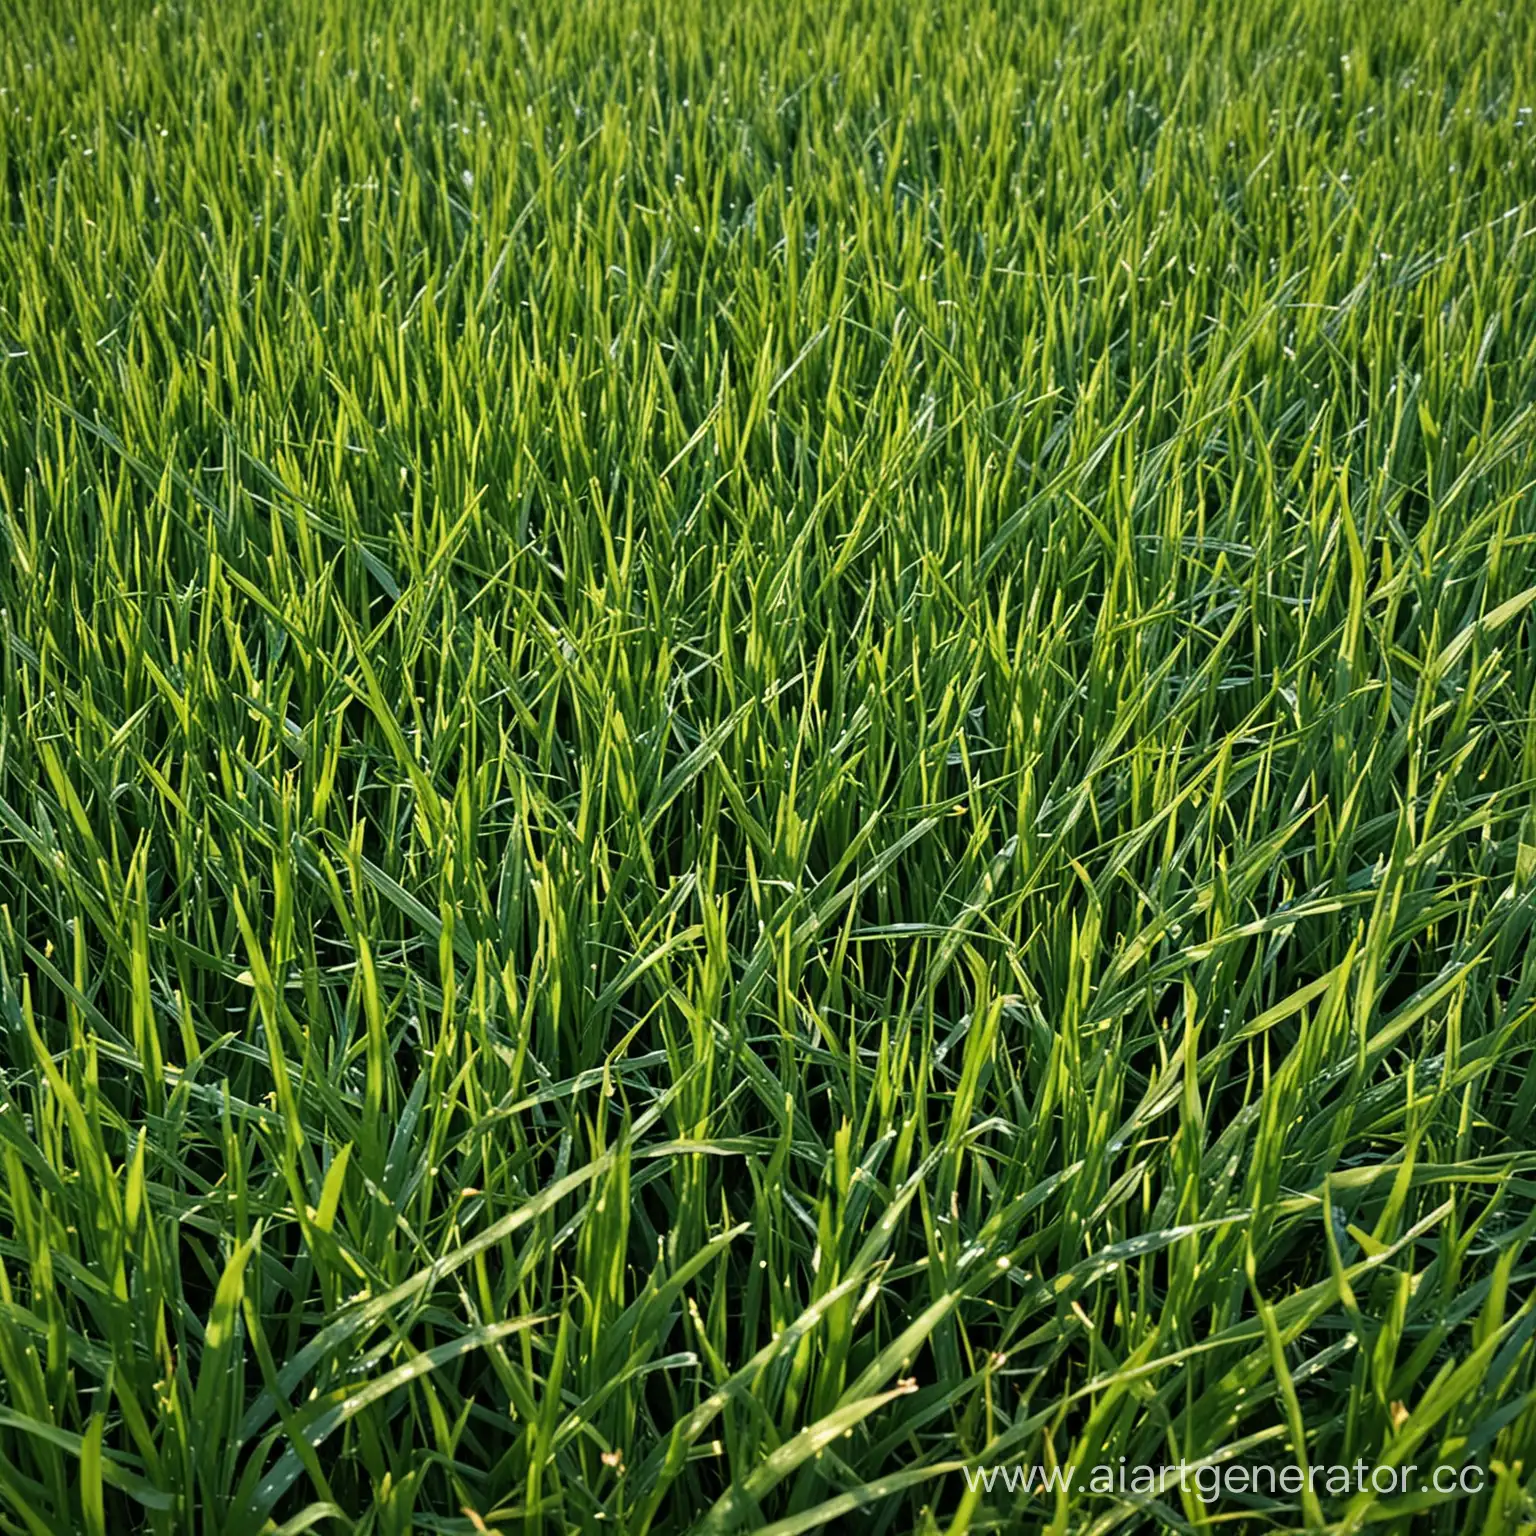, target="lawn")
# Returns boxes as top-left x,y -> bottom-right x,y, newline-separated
3,0 -> 1536,1531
